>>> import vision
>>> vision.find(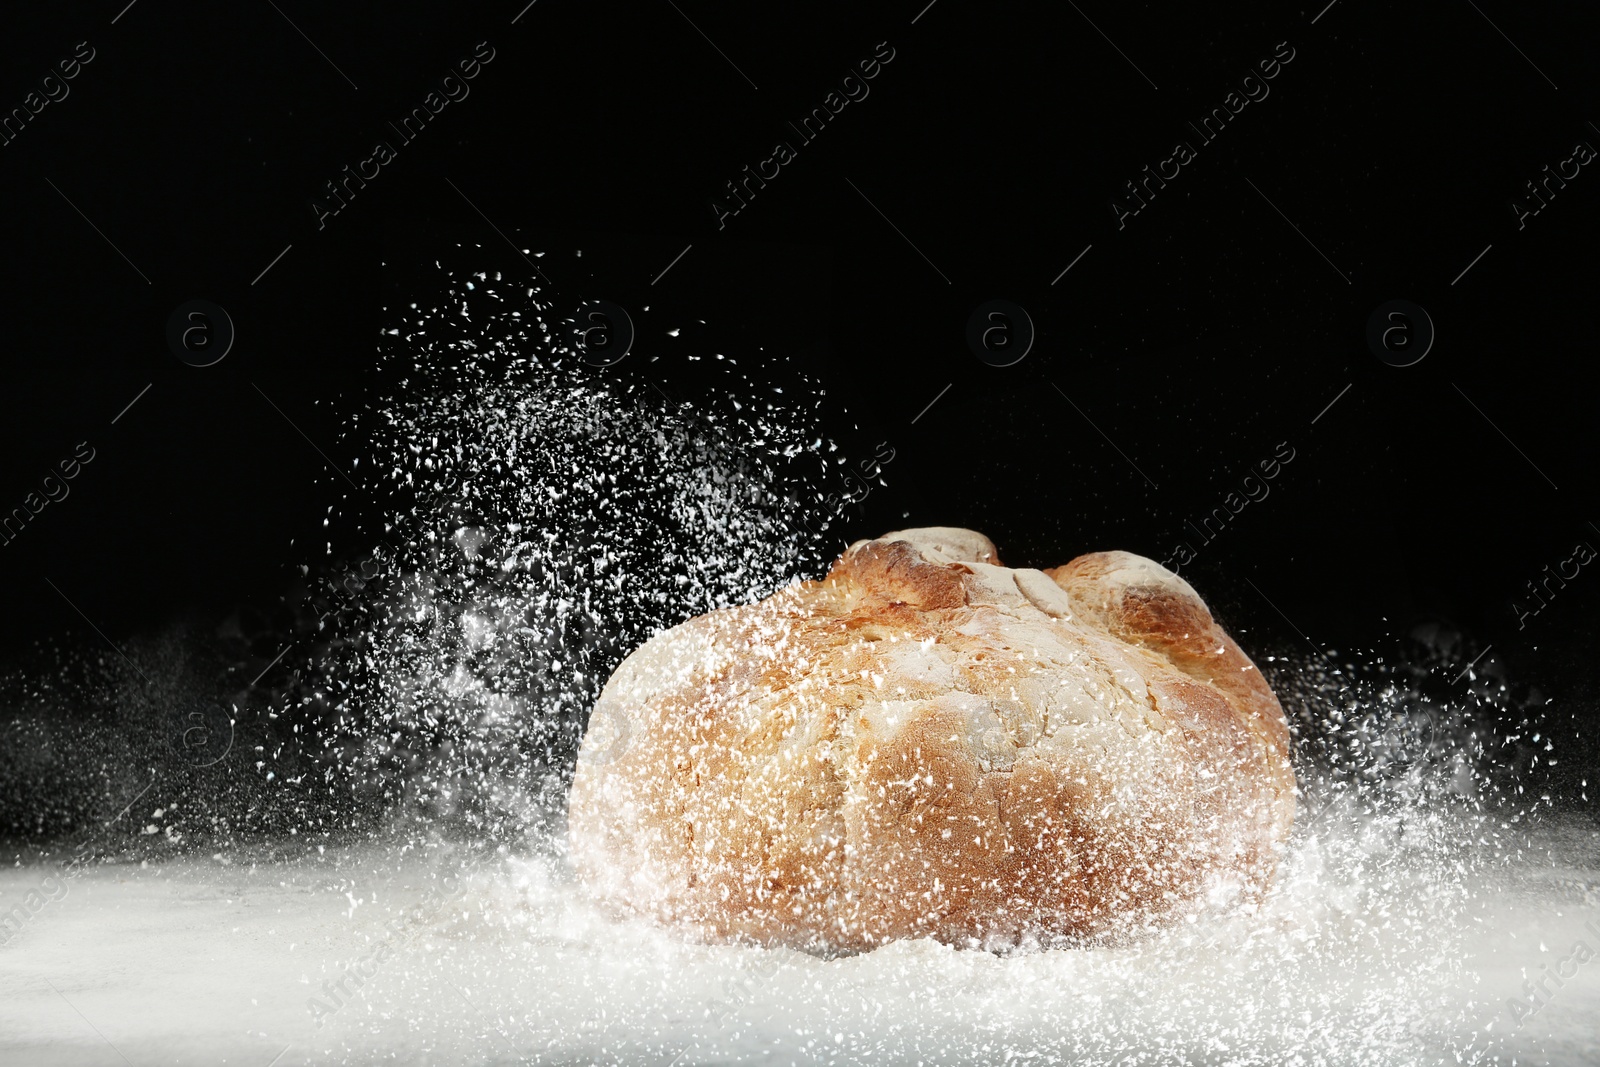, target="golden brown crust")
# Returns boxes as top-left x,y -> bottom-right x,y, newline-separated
567,530 -> 1295,952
